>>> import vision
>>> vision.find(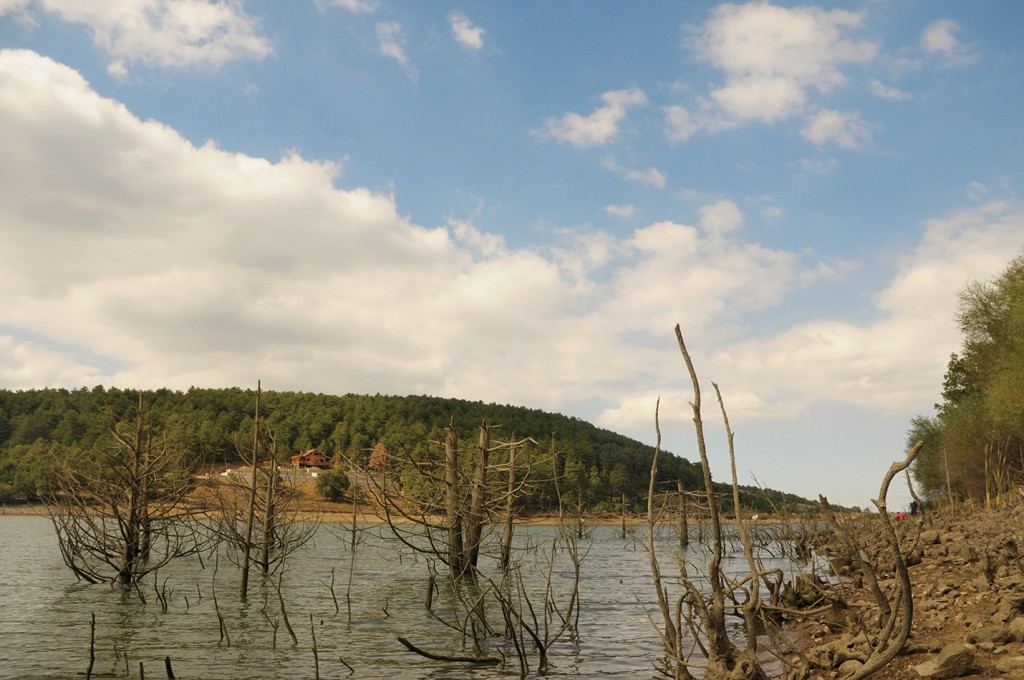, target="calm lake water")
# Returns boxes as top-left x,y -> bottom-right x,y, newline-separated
0,515 -> 795,679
